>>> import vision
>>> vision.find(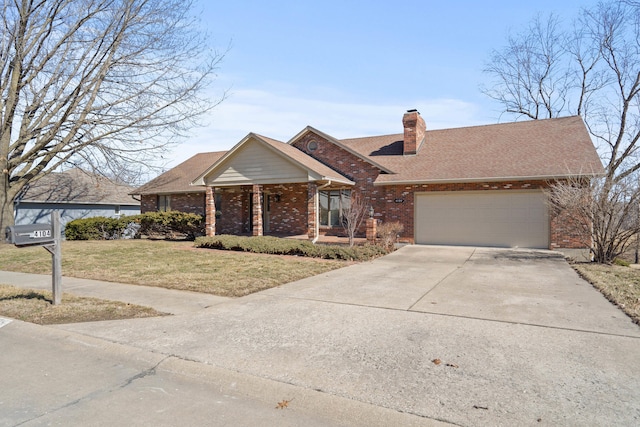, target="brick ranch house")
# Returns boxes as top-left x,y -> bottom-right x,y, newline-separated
133,111 -> 603,251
